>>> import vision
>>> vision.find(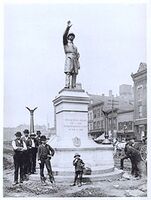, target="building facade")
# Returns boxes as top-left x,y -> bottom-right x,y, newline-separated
131,62 -> 147,140
117,109 -> 134,141
88,102 -> 104,138
88,89 -> 134,141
